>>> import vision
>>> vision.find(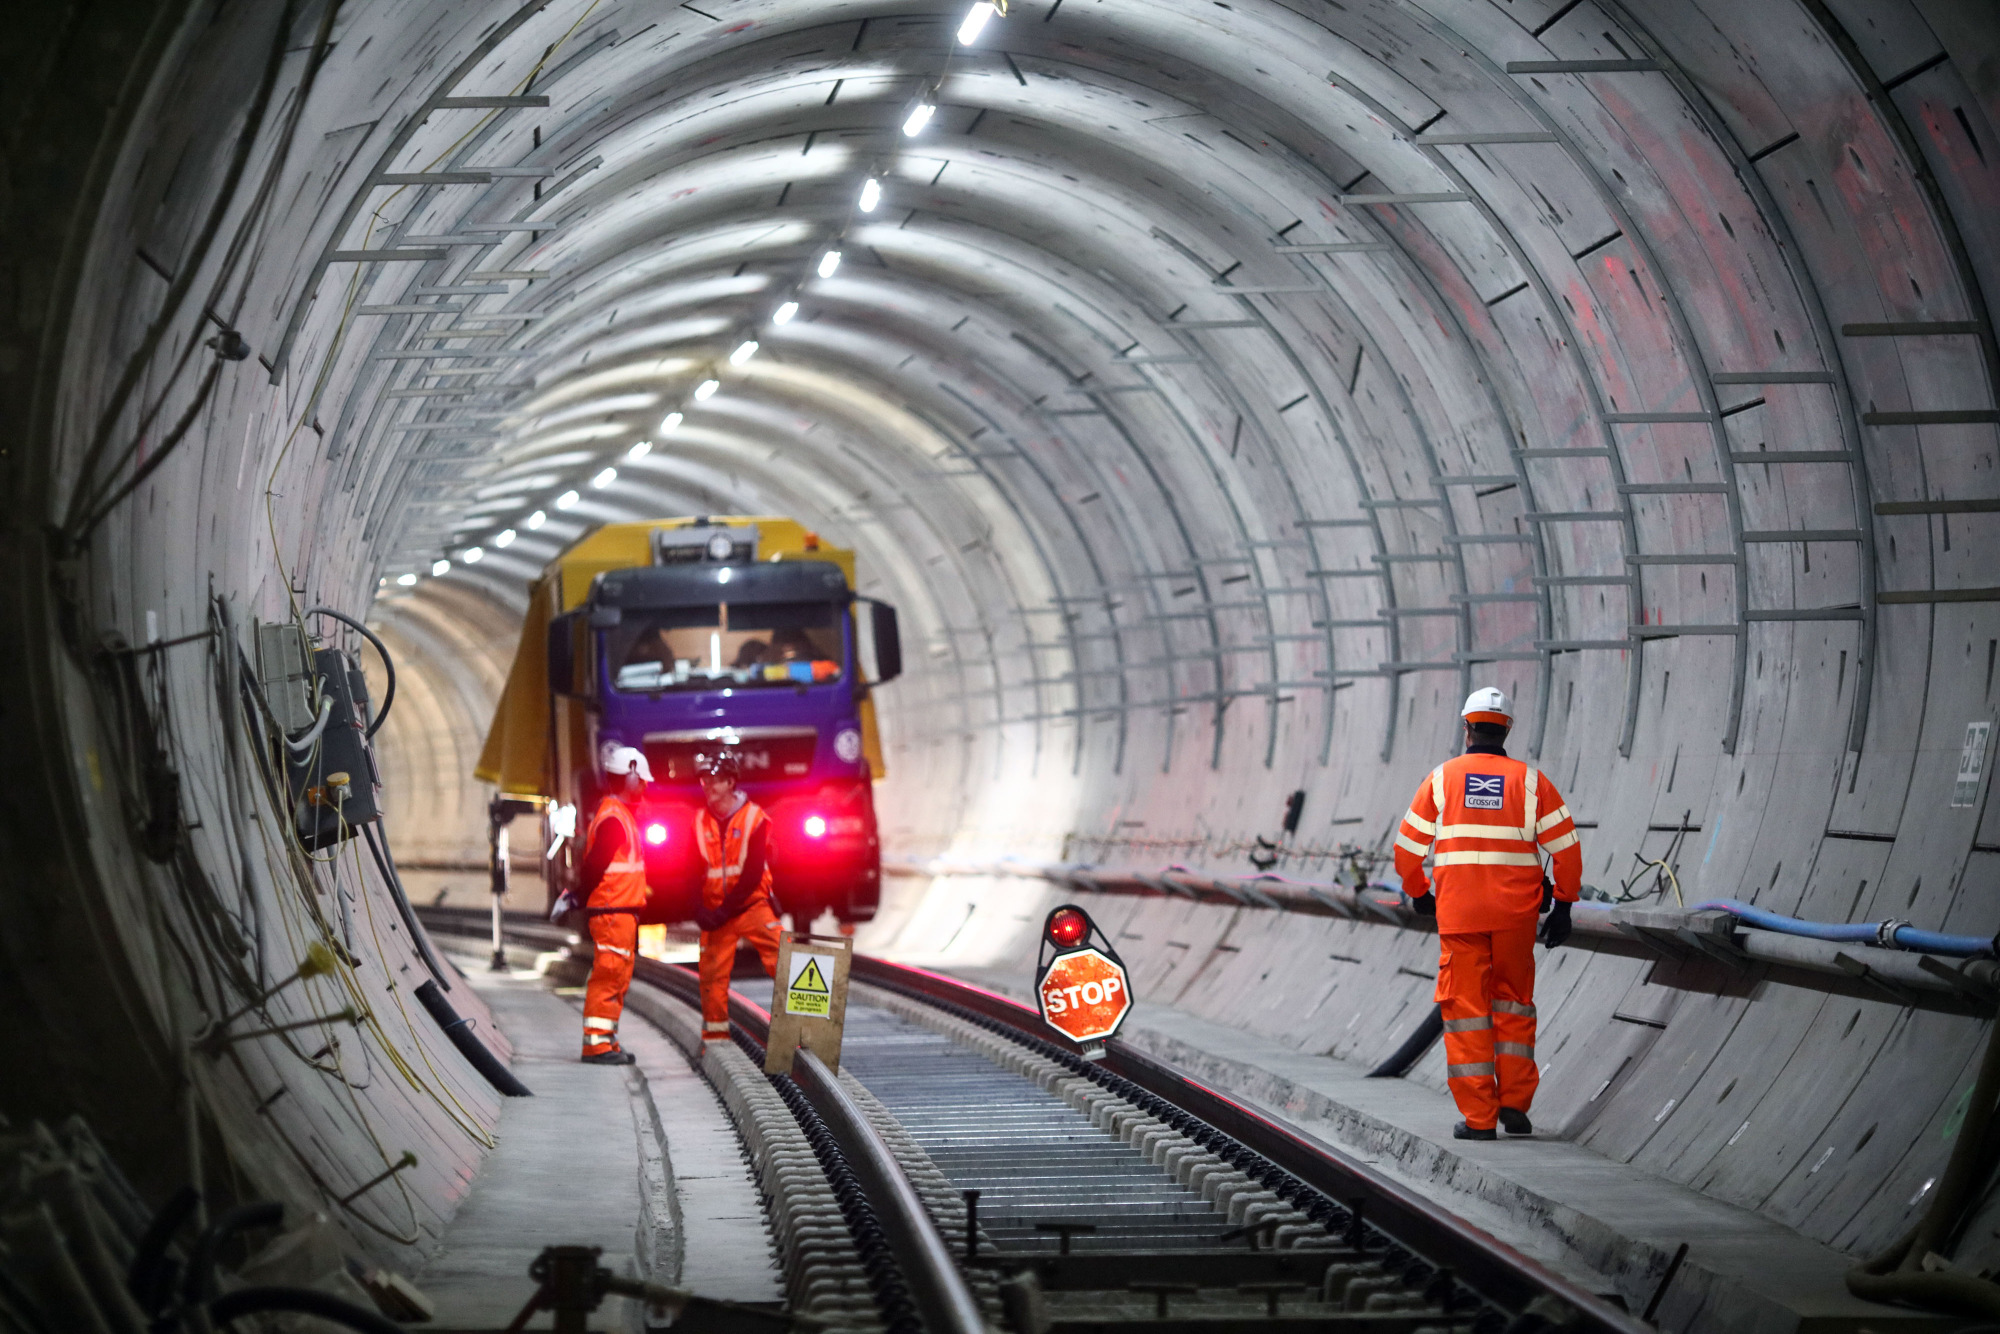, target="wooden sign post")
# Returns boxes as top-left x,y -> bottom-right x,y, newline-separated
765,932 -> 853,1075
